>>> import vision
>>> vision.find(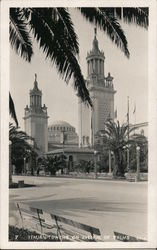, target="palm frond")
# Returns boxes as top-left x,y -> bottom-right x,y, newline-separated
78,7 -> 129,58
9,93 -> 18,127
101,8 -> 148,29
129,124 -> 140,134
122,8 -> 148,28
55,8 -> 79,55
9,122 -> 32,141
29,8 -> 92,106
10,8 -> 33,62
120,123 -> 128,138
